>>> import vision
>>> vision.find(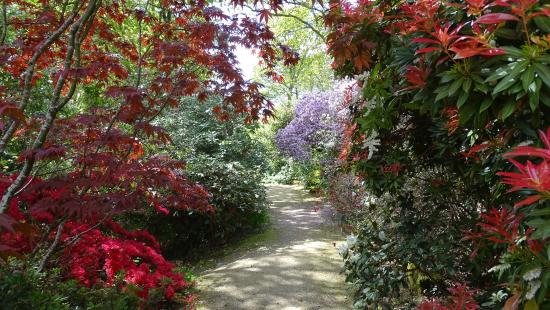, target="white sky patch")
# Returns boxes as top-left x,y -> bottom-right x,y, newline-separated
219,2 -> 260,80
236,45 -> 258,80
